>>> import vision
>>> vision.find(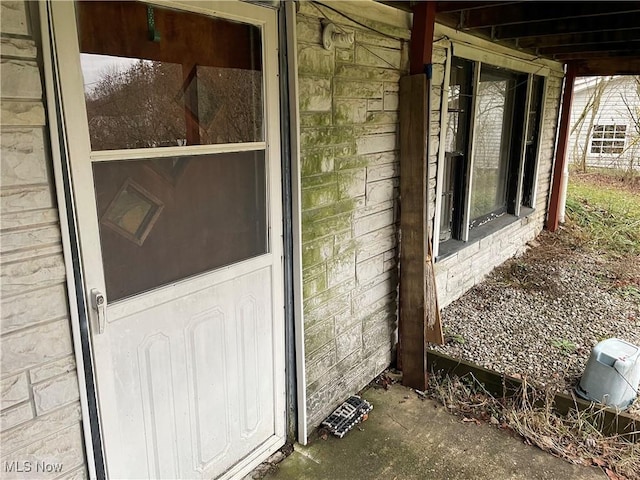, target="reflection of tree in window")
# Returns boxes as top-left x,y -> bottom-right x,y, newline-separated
86,61 -> 184,150
84,59 -> 262,150
195,66 -> 263,144
470,72 -> 513,221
